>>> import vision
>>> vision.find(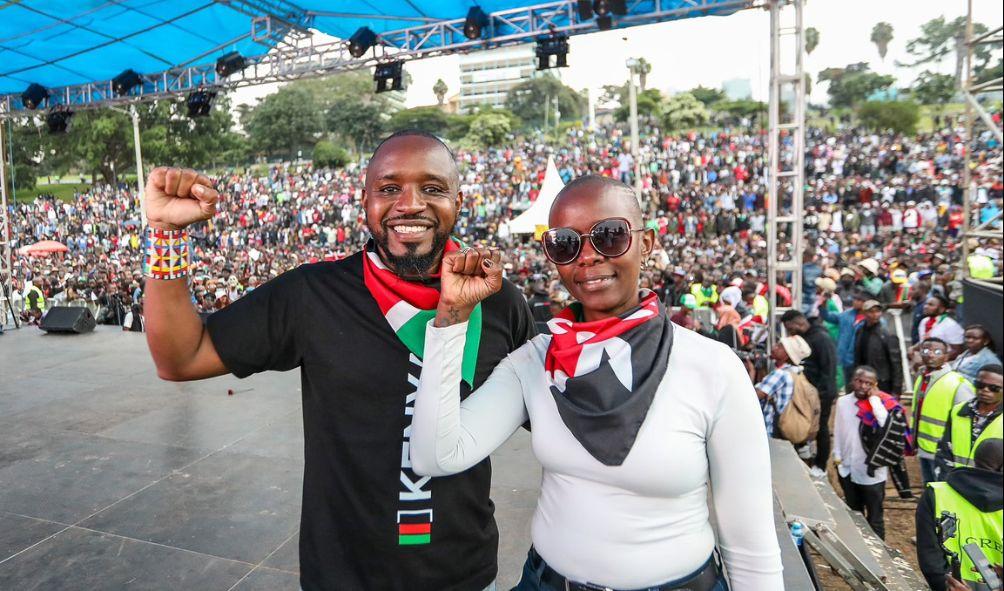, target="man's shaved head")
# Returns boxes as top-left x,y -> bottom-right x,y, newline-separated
551,175 -> 642,227
369,130 -> 460,187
